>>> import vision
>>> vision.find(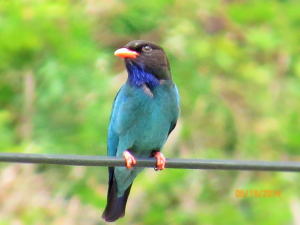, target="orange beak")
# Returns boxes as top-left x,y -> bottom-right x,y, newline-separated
114,48 -> 139,59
